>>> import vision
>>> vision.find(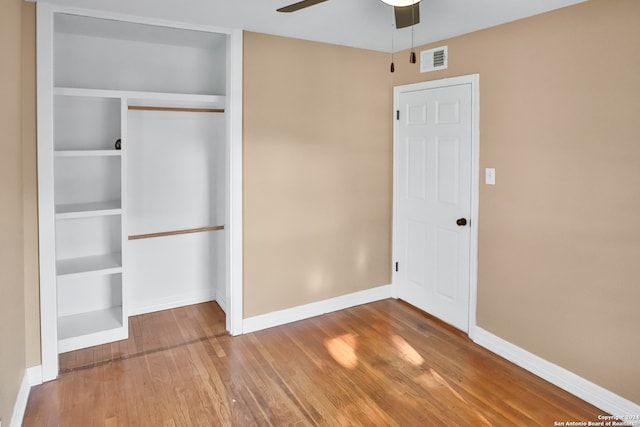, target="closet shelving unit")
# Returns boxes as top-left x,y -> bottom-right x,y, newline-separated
52,88 -> 225,353
37,4 -> 237,378
52,87 -> 124,352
